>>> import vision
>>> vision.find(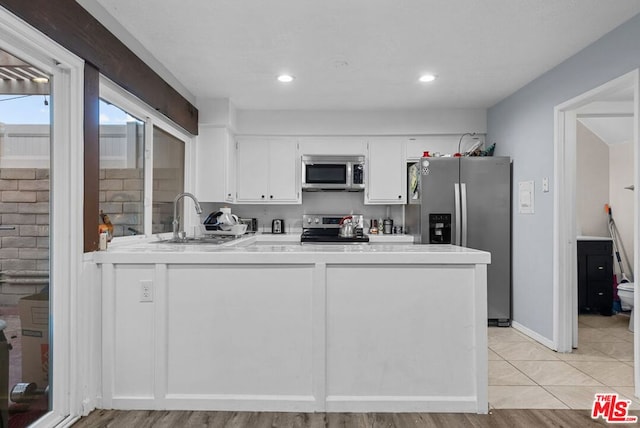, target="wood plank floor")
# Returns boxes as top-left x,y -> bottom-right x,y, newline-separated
71,409 -> 640,428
